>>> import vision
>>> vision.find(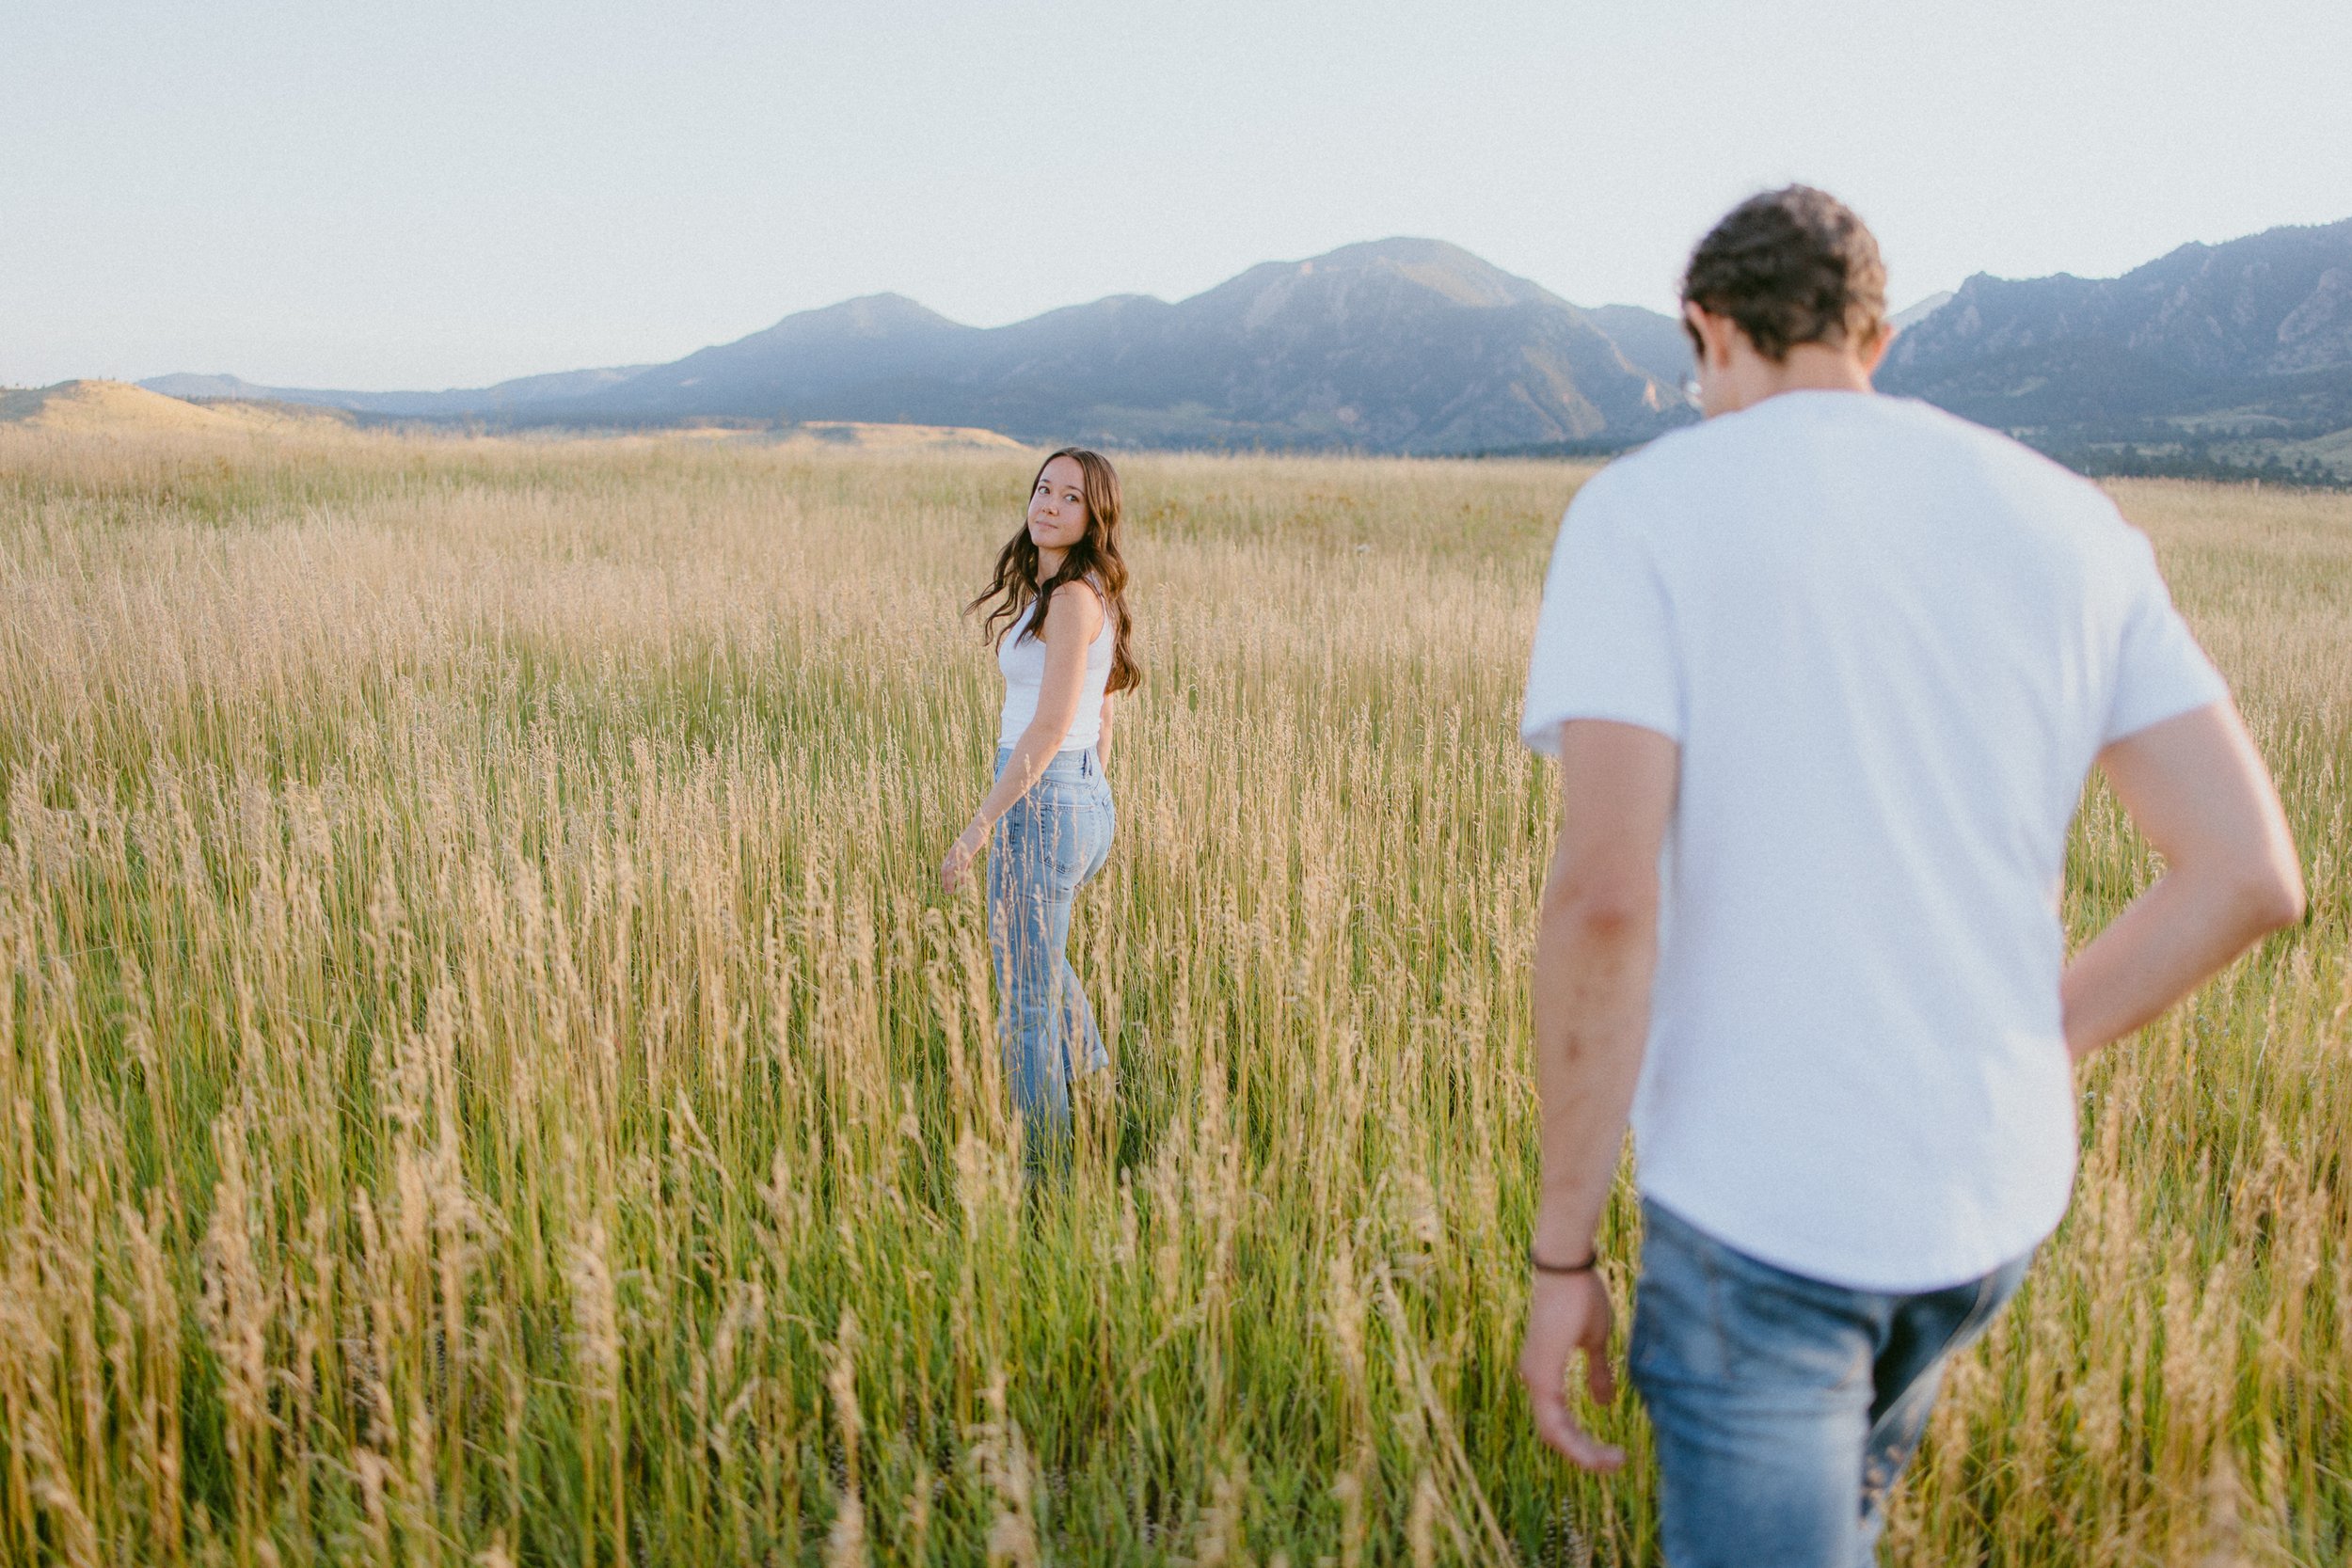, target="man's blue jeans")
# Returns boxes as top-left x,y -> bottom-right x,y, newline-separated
987,746 -> 1114,1132
1629,1197 -> 2034,1568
